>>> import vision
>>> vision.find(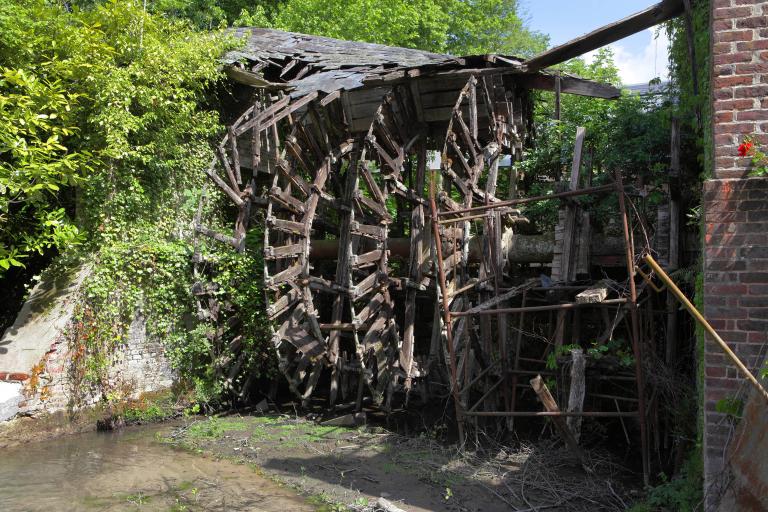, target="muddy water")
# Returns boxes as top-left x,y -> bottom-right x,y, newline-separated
0,423 -> 315,512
